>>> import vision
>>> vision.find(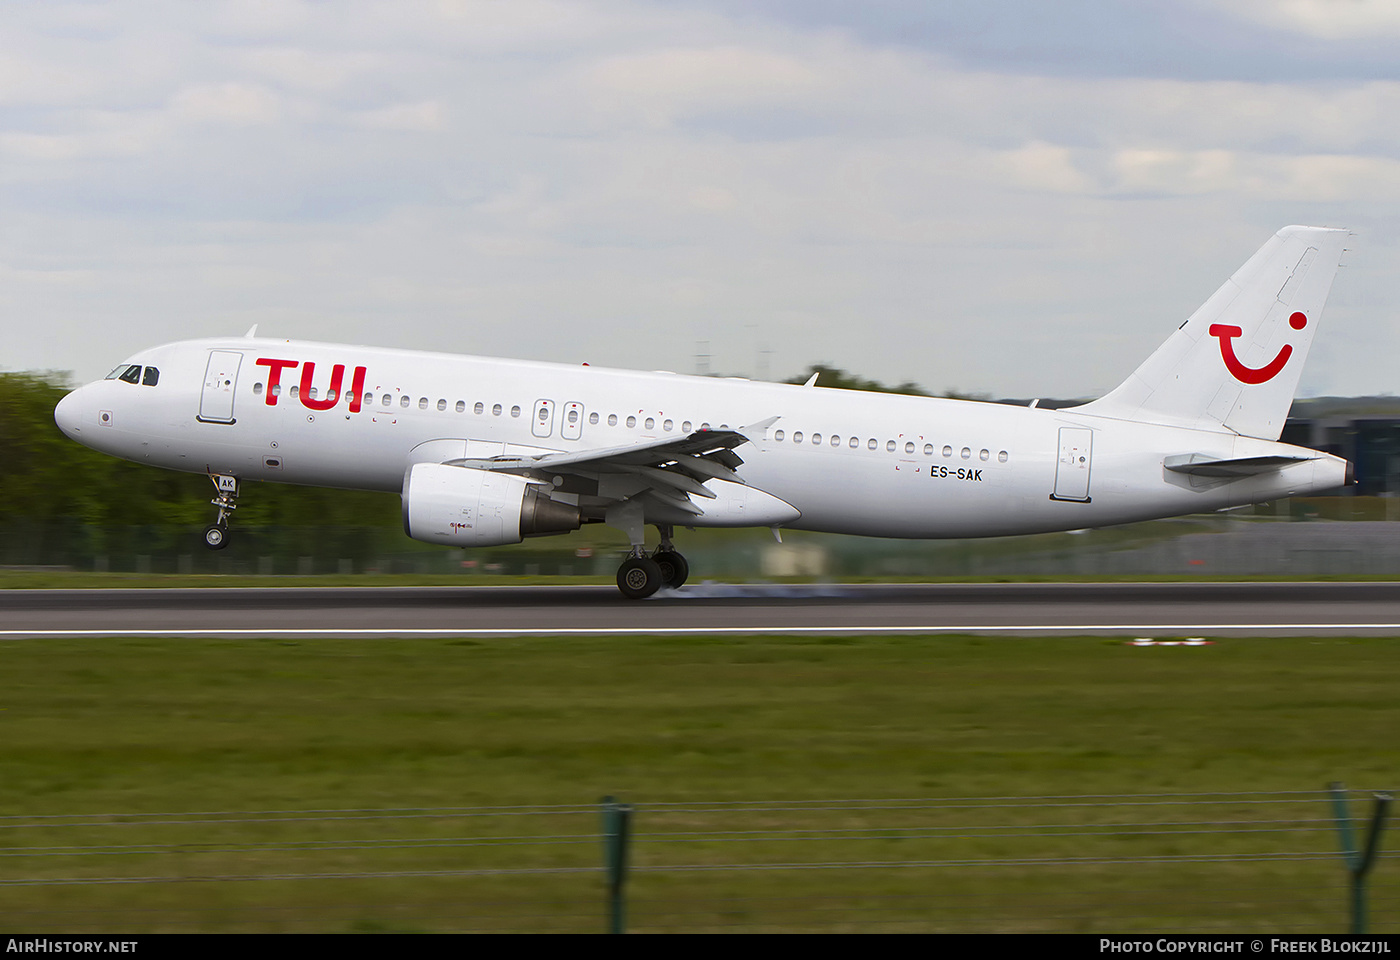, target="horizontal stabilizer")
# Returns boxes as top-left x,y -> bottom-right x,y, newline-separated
1163,453 -> 1316,477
